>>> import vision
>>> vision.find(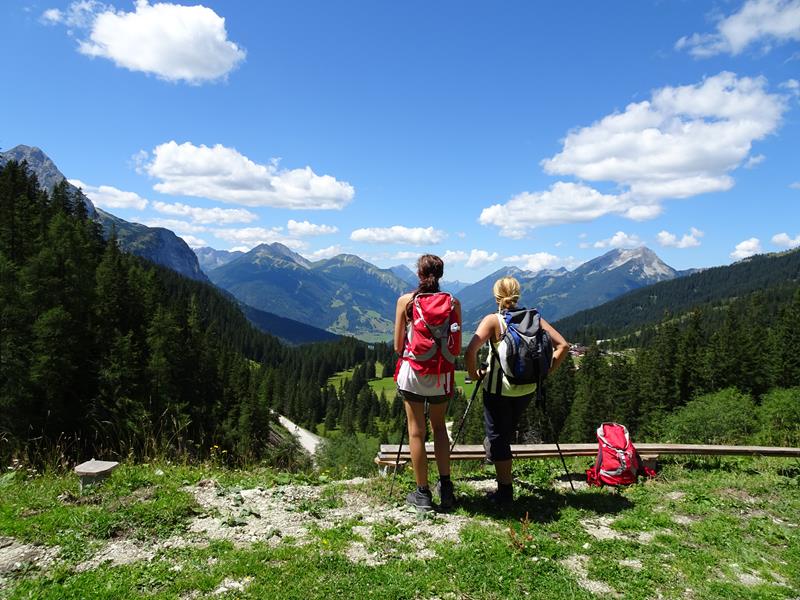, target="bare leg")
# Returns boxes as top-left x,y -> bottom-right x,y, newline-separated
494,459 -> 512,485
428,402 -> 451,478
404,400 -> 428,487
